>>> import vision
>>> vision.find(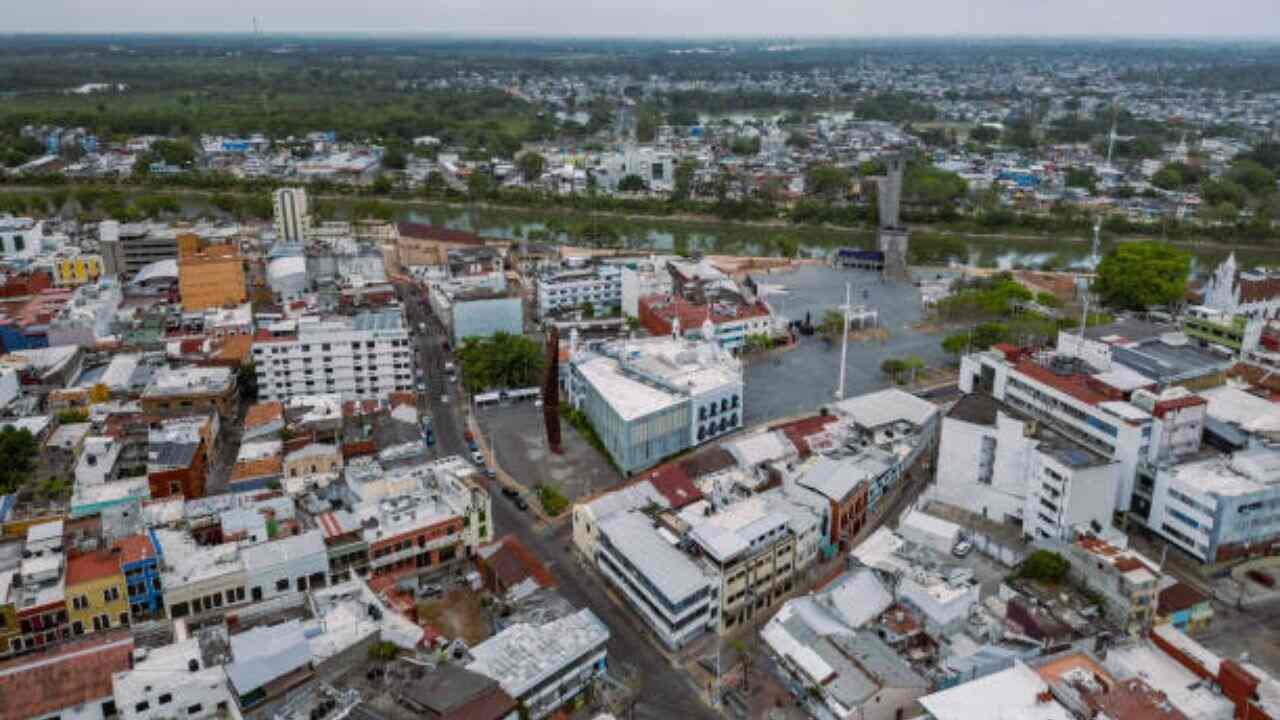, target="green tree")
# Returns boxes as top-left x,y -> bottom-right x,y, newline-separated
381,146 -> 407,170
456,332 -> 545,393
672,159 -> 698,201
516,152 -> 546,182
1064,166 -> 1098,193
804,164 -> 851,202
0,427 -> 39,494
785,132 -> 811,149
1226,159 -> 1277,197
1201,178 -> 1248,208
1019,550 -> 1070,583
1092,242 -> 1191,311
969,125 -> 1000,144
617,174 -> 648,192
